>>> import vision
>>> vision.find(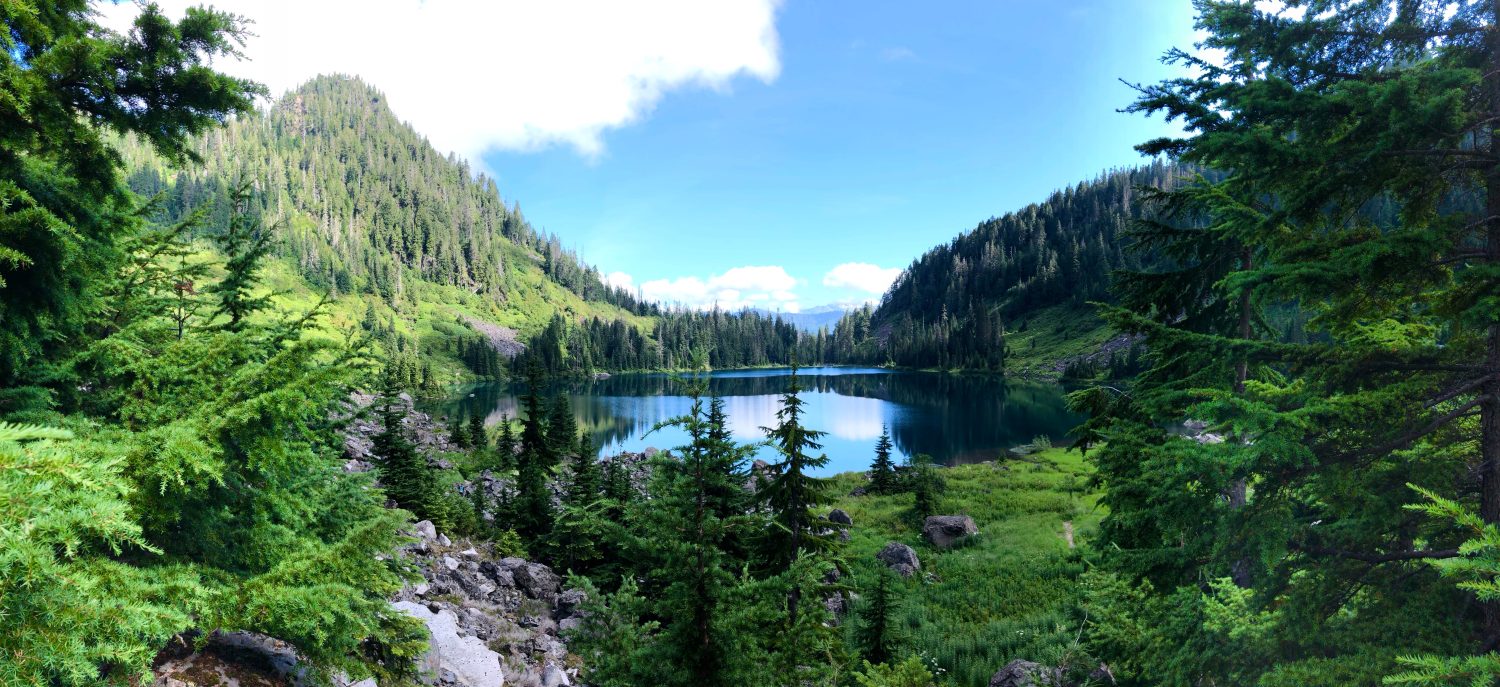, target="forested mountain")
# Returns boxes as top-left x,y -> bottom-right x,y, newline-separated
121,75 -> 649,315
837,162 -> 1188,370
